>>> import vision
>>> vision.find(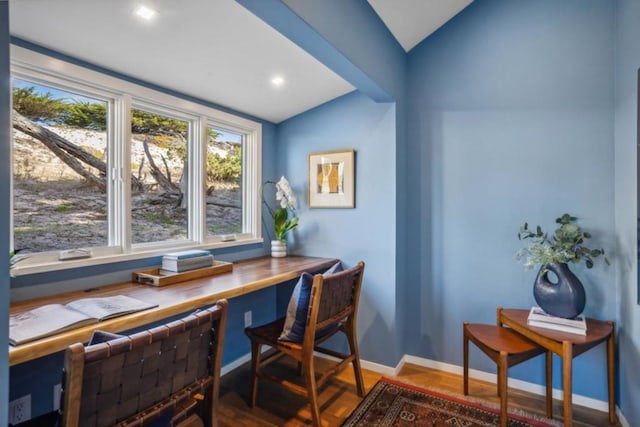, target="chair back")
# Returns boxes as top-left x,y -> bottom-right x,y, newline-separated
305,262 -> 364,345
61,299 -> 228,427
